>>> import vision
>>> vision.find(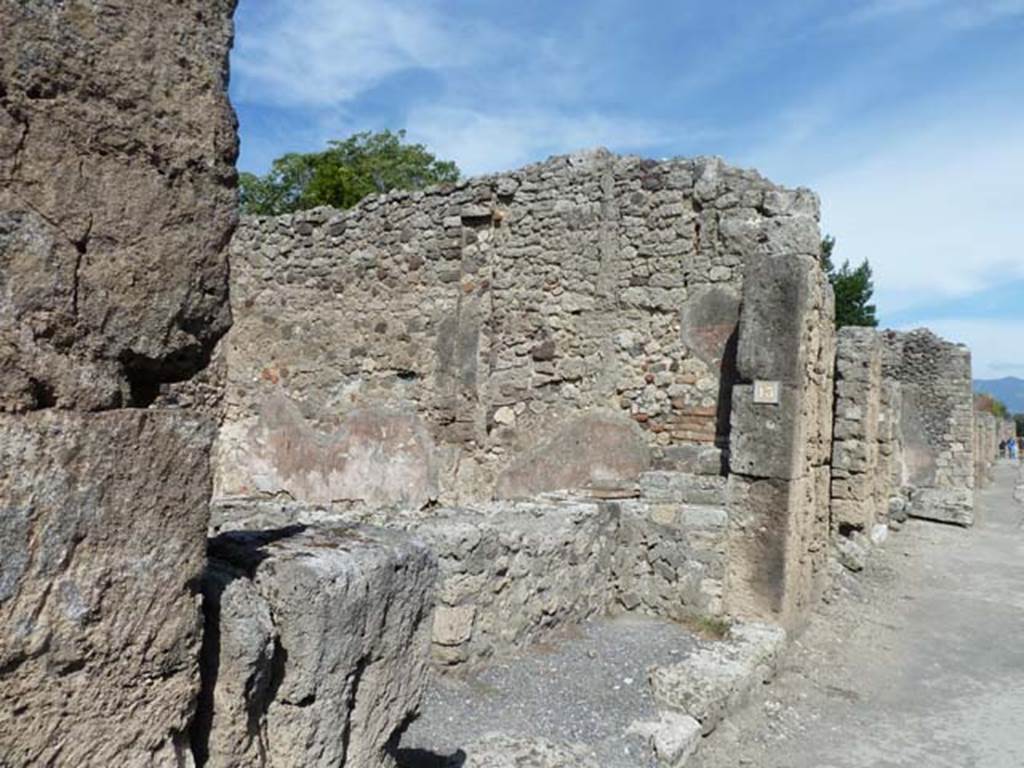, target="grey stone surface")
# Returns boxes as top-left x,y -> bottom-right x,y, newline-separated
0,0 -> 237,410
628,711 -> 702,768
0,410 -> 215,767
453,733 -> 602,768
650,622 -> 786,736
196,524 -> 438,768
835,533 -> 868,572
909,487 -> 974,527
881,329 -> 975,524
209,494 -> 728,669
0,3 -> 238,765
396,615 -> 702,768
